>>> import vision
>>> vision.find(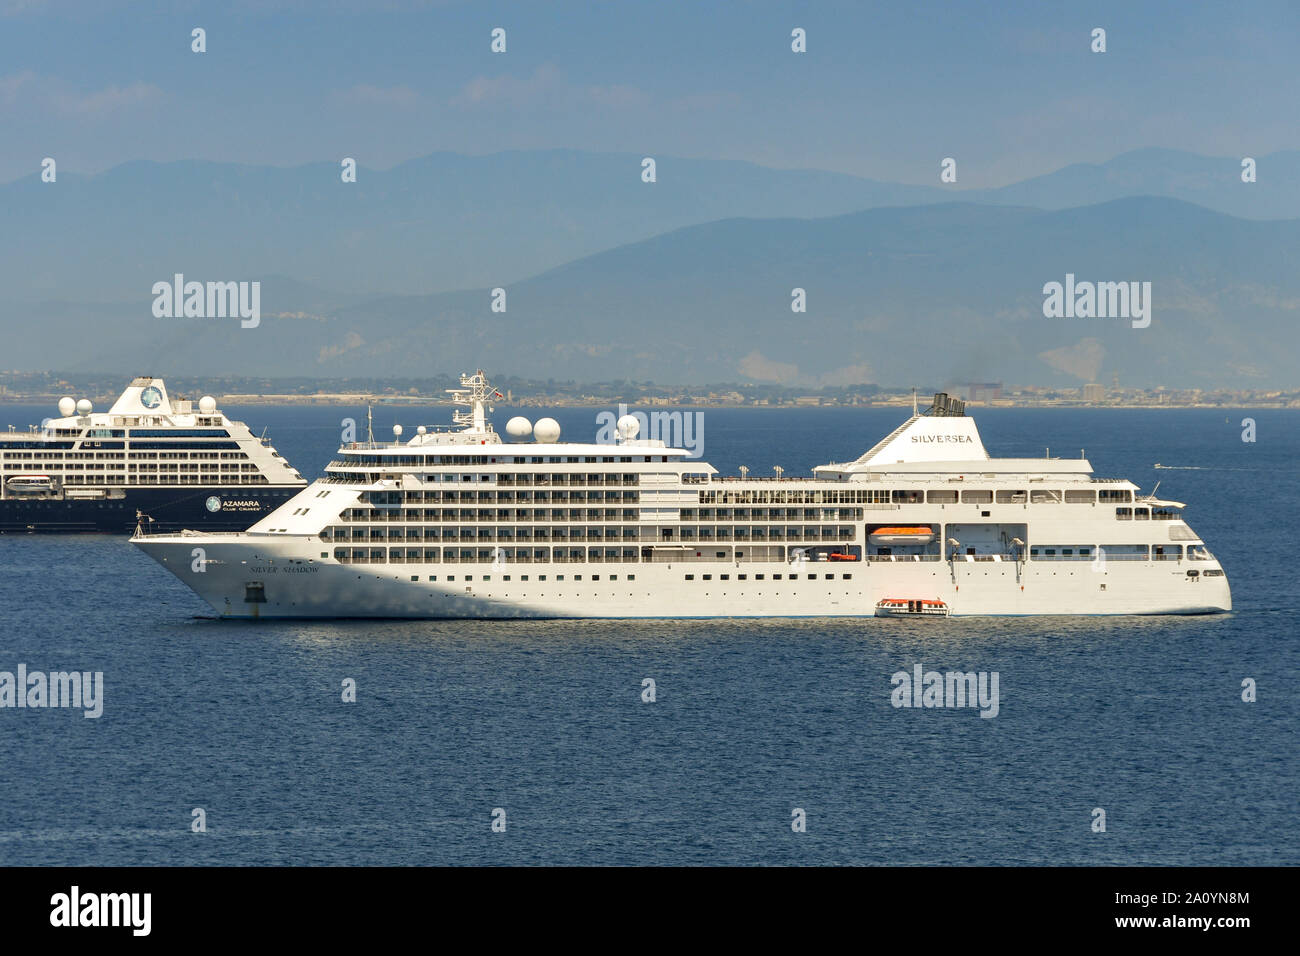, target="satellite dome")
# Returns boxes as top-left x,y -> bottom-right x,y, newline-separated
75,399 -> 92,416
198,396 -> 217,414
505,416 -> 533,439
416,425 -> 427,435
616,414 -> 640,441
392,424 -> 403,437
57,397 -> 75,417
533,417 -> 561,443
